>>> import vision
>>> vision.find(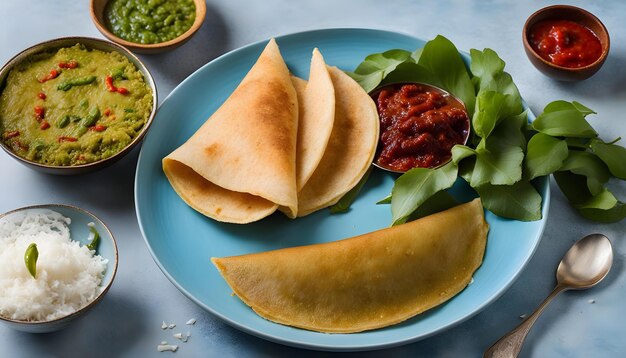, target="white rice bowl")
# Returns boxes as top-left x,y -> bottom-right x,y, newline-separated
0,209 -> 108,322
